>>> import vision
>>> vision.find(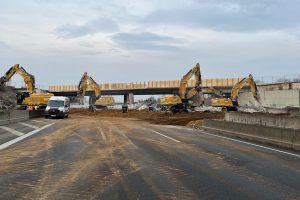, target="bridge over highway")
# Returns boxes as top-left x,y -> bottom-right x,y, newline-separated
49,78 -> 243,103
